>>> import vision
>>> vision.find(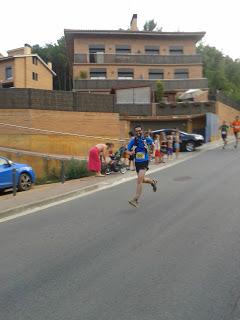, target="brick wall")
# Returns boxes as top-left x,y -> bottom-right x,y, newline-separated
73,65 -> 203,81
216,101 -> 240,134
74,37 -> 197,55
0,109 -> 123,156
